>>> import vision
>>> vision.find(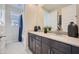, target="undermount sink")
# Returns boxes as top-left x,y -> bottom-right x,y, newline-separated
53,31 -> 63,35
